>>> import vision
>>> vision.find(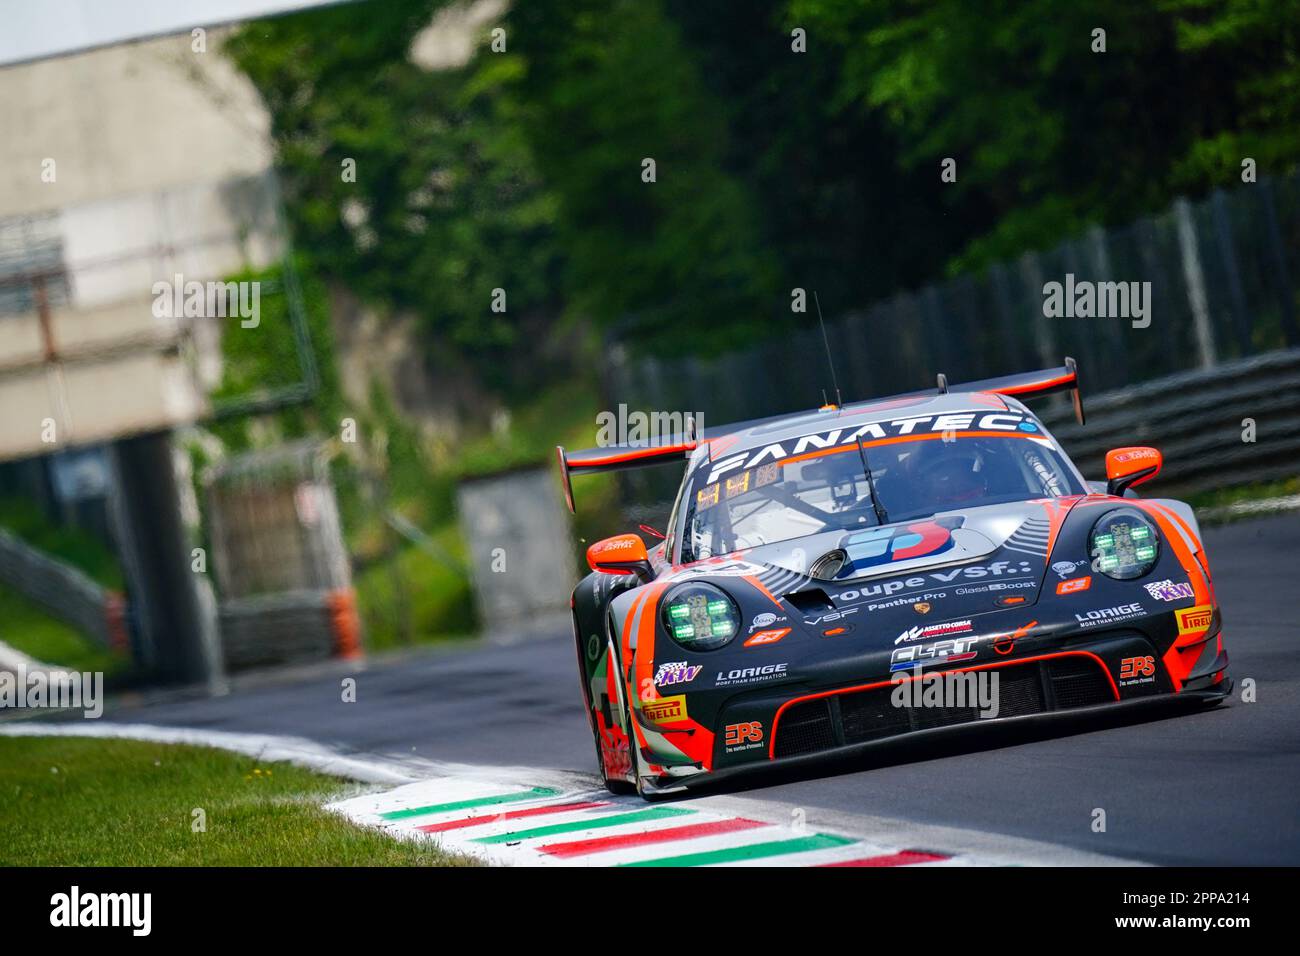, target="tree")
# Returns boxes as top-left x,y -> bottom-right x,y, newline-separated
226,0 -> 564,394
